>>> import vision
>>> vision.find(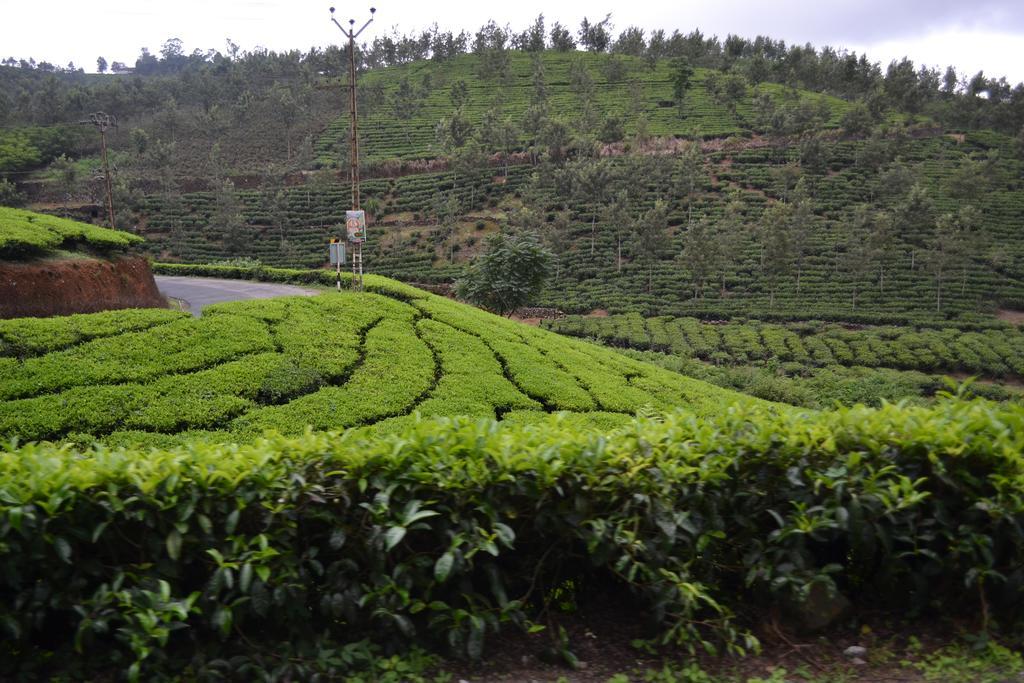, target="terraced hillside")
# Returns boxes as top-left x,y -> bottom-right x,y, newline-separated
547,312 -> 1024,378
0,275 -> 759,445
137,127 -> 1024,326
314,51 -> 851,164
544,310 -> 1024,408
